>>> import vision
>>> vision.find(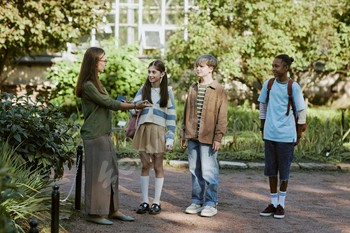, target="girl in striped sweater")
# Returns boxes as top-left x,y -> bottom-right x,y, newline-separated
130,60 -> 176,215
